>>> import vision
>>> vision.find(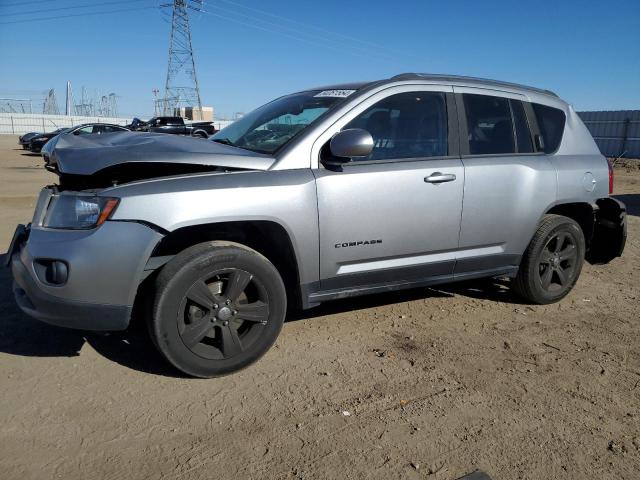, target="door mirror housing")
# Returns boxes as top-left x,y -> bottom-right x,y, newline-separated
329,128 -> 374,159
